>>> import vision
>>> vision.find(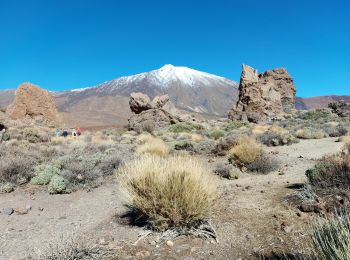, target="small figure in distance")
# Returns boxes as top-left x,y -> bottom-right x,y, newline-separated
62,129 -> 68,138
